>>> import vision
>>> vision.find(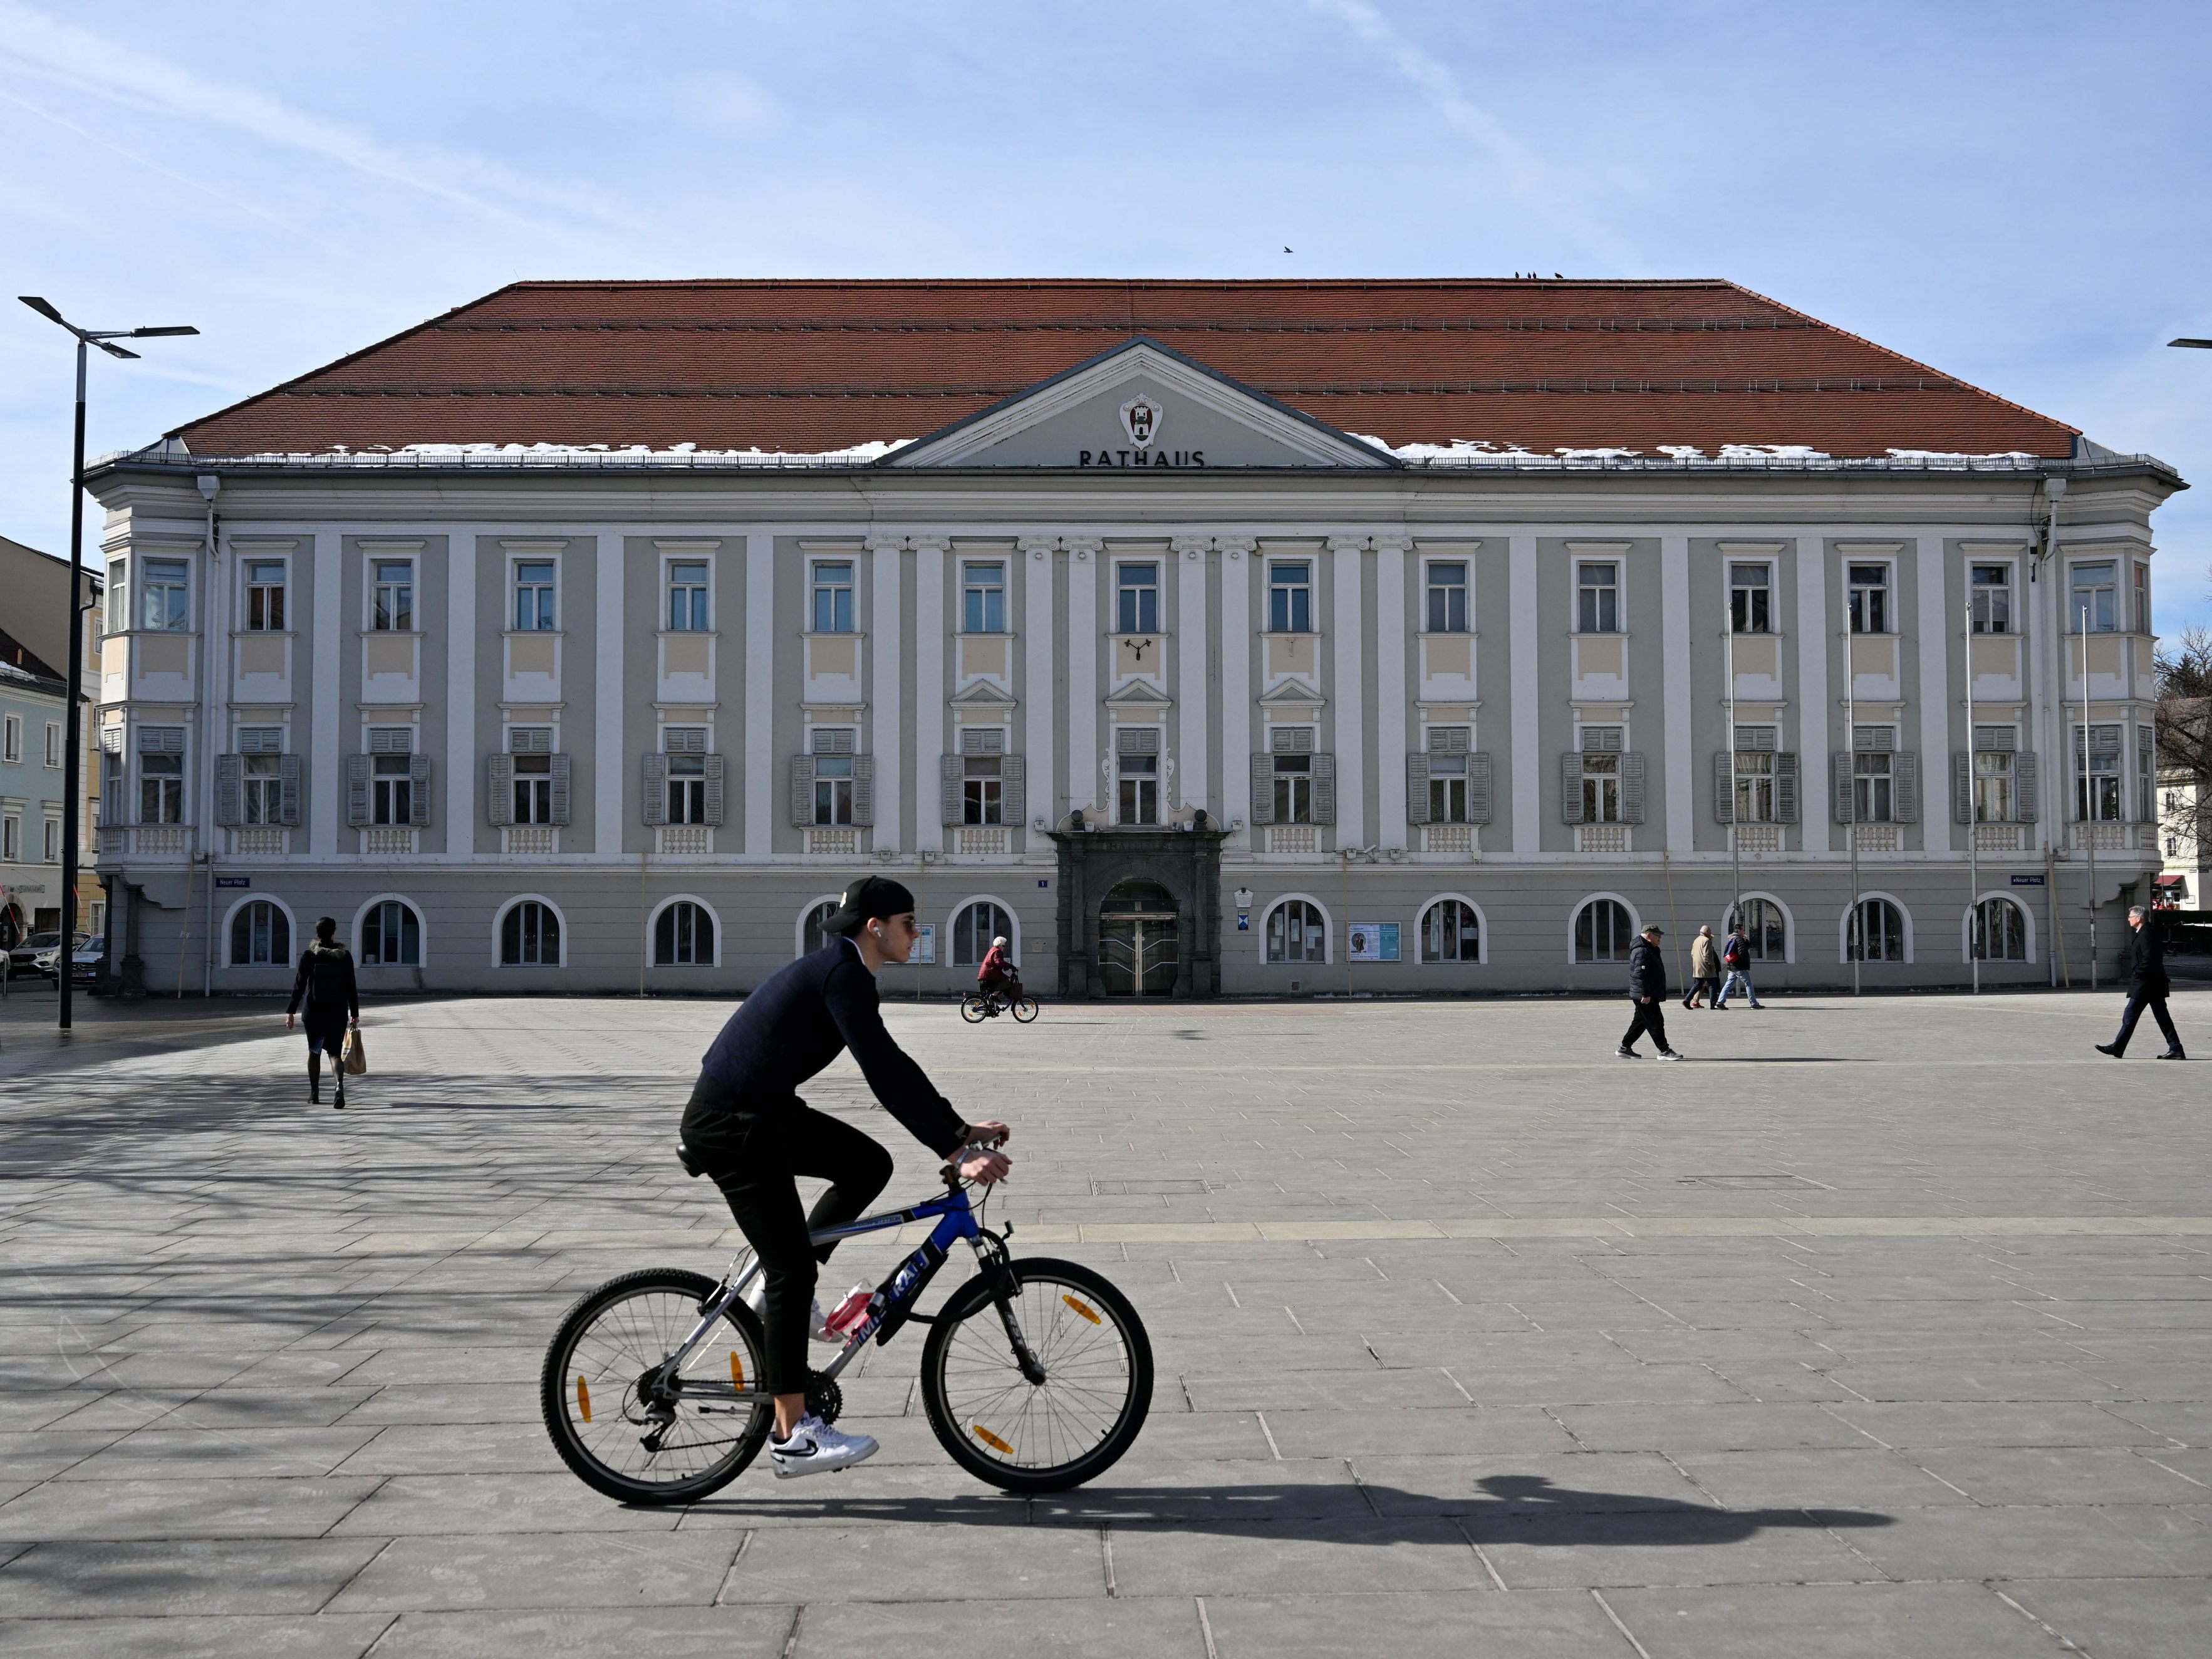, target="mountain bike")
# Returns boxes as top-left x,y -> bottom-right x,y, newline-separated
540,1154 -> 1150,1504
960,987 -> 1038,1023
